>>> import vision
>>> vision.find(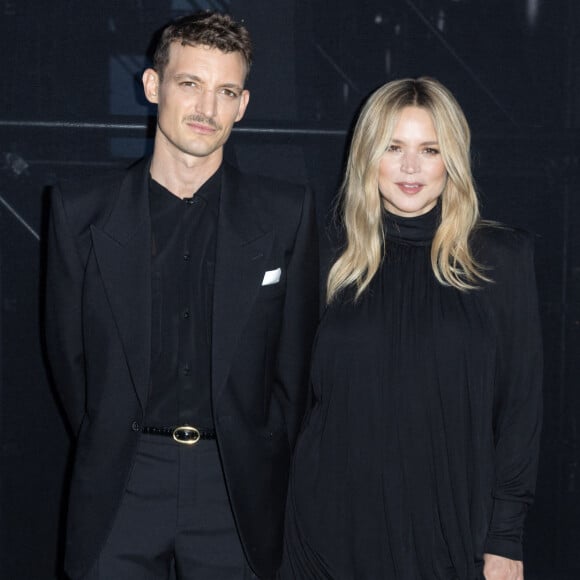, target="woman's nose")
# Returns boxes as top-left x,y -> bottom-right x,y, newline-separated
401,152 -> 420,174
